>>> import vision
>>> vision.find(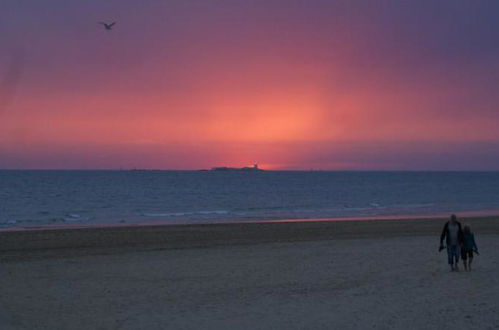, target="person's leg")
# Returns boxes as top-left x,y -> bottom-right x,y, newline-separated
468,251 -> 474,271
447,246 -> 454,270
455,246 -> 460,271
462,248 -> 468,271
